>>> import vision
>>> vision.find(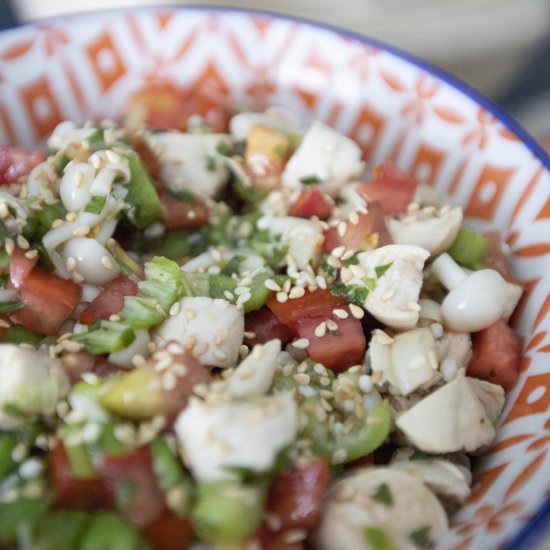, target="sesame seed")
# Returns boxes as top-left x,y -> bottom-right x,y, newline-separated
283,279 -> 292,293
326,319 -> 338,332
215,330 -> 228,345
19,458 -> 44,480
185,335 -> 197,350
350,265 -> 366,278
314,321 -> 327,338
24,249 -> 38,260
333,308 -> 348,319
375,330 -> 394,345
293,338 -> 310,349
11,443 -> 28,463
264,278 -> 281,292
109,314 -> 121,322
283,529 -> 308,544
162,372 -> 177,391
82,423 -> 102,444
337,221 -> 348,237
428,350 -> 439,370
66,212 -> 77,222
51,218 -> 64,229
16,235 -> 29,250
65,256 -> 77,272
239,344 -> 249,358
236,291 -> 252,306
131,355 -> 146,367
276,291 -> 288,303
101,255 -> 113,269
72,224 -> 90,237
331,245 -> 346,258
106,150 -> 122,163
289,286 -> 305,299
0,202 -> 8,219
167,342 -> 183,355
82,372 -> 99,385
169,302 -> 181,316
293,373 -> 311,385
326,255 -> 342,269
349,303 -> 364,319
407,301 -> 422,312
316,275 -> 327,289
4,237 -> 14,255
430,322 -> 444,338
167,486 -> 187,511
380,289 -> 396,302
192,342 -> 209,358
341,249 -> 355,261
349,211 -> 360,225
407,202 -> 420,212
244,331 -> 256,339
223,290 -> 235,301
214,349 -> 228,361
332,449 -> 348,464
